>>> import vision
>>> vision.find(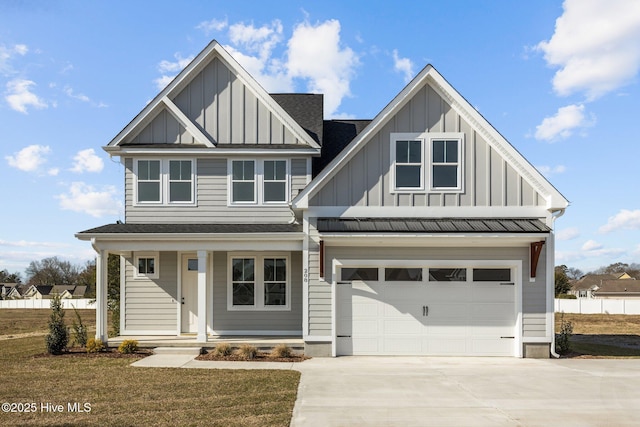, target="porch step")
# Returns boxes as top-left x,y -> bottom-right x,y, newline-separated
153,347 -> 203,356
